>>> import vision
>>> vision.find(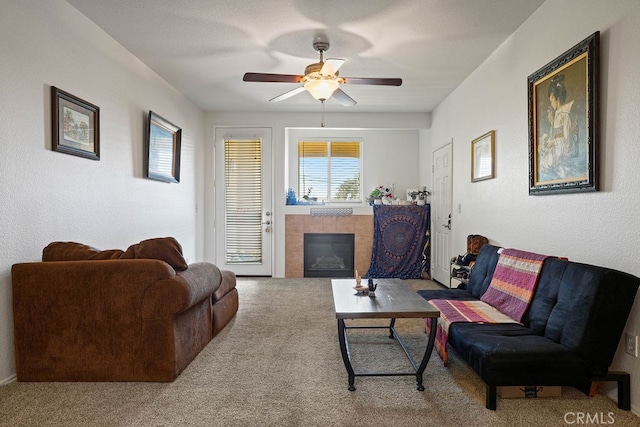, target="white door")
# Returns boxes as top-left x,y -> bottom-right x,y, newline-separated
215,128 -> 272,276
431,142 -> 453,286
